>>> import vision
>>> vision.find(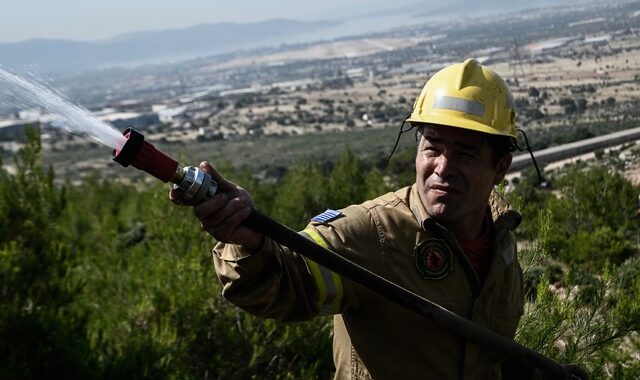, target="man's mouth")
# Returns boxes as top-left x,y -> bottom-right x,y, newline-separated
428,184 -> 458,196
